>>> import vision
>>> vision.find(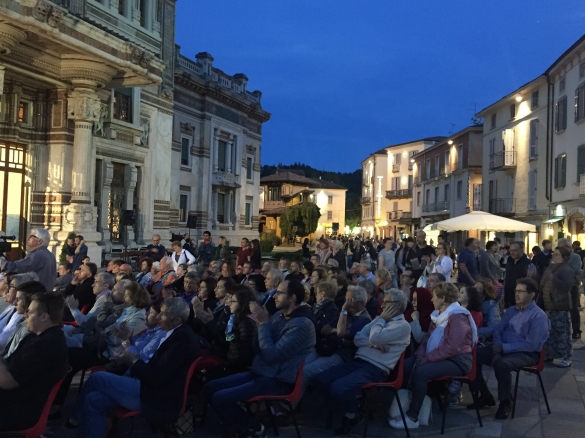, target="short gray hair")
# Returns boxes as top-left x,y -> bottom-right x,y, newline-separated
12,272 -> 40,288
269,268 -> 284,285
163,297 -> 190,323
96,272 -> 116,289
312,254 -> 321,263
558,238 -> 571,249
360,260 -> 374,272
31,228 -> 51,247
347,285 -> 368,303
185,271 -> 199,281
357,279 -> 376,296
384,288 -> 408,311
429,272 -> 446,282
